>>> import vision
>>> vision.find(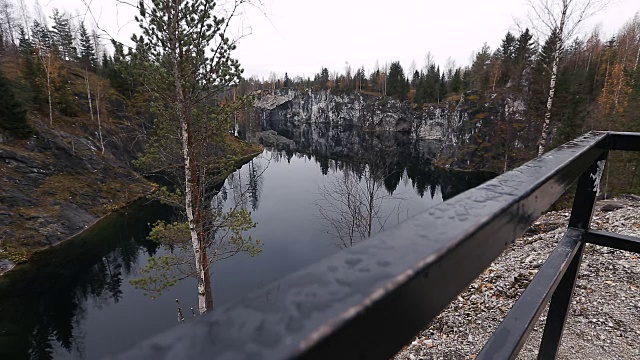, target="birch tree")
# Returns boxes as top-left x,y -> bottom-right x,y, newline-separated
16,0 -> 29,38
0,0 -> 17,47
83,68 -> 104,153
31,19 -> 54,125
95,81 -> 104,153
525,0 -> 611,156
131,0 -> 259,315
